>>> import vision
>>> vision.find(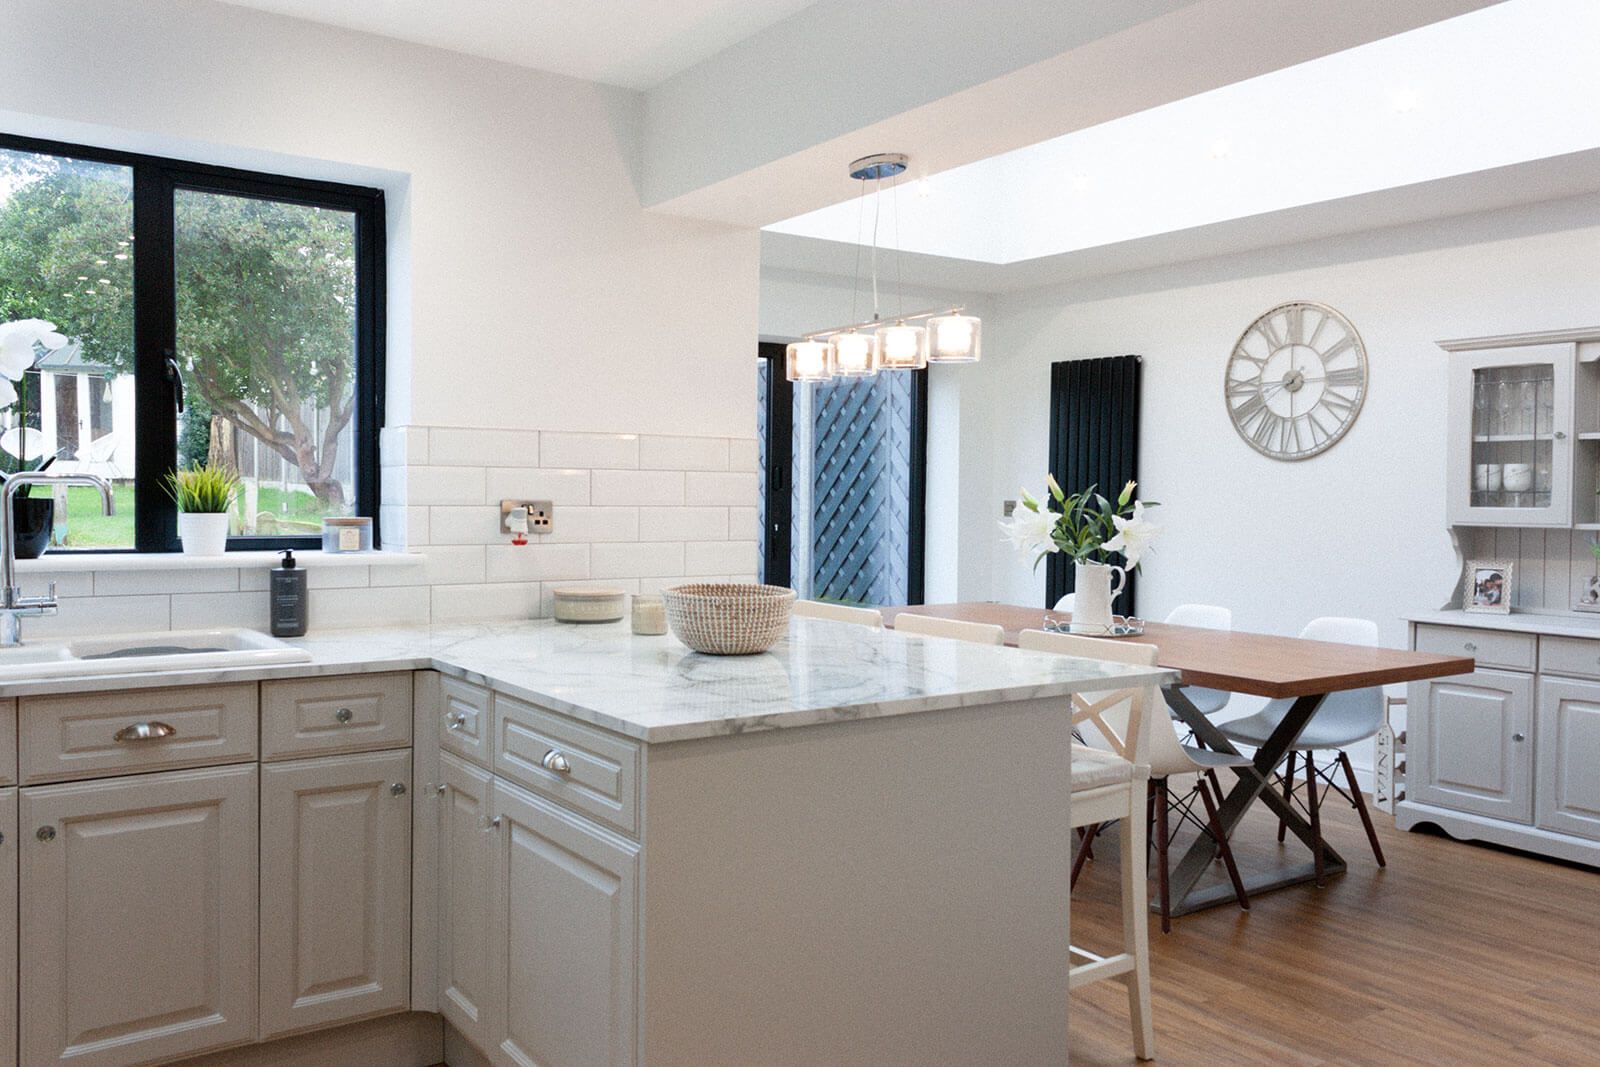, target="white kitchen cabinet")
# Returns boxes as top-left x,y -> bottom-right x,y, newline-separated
438,751 -> 497,1053
487,776 -> 638,1067
1,787 -> 16,1067
1444,342 -> 1574,527
260,750 -> 414,1039
1535,677 -> 1600,841
19,764 -> 259,1067
1408,669 -> 1534,823
1,698 -> 16,786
